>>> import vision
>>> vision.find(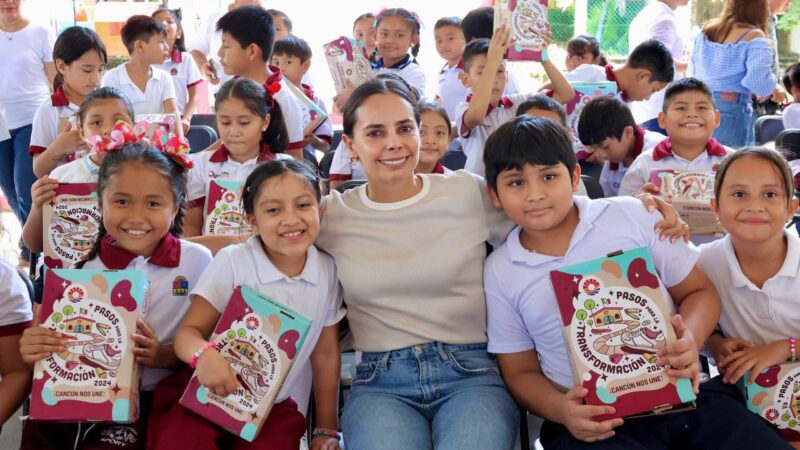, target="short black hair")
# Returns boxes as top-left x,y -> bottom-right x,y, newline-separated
217,5 -> 274,62
577,97 -> 636,146
627,39 -> 674,83
461,7 -> 493,42
266,9 -> 292,32
516,95 -> 567,126
435,16 -> 461,30
272,35 -> 311,63
484,116 -> 577,191
462,38 -> 490,72
121,15 -> 166,55
663,77 -> 715,112
783,63 -> 800,92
